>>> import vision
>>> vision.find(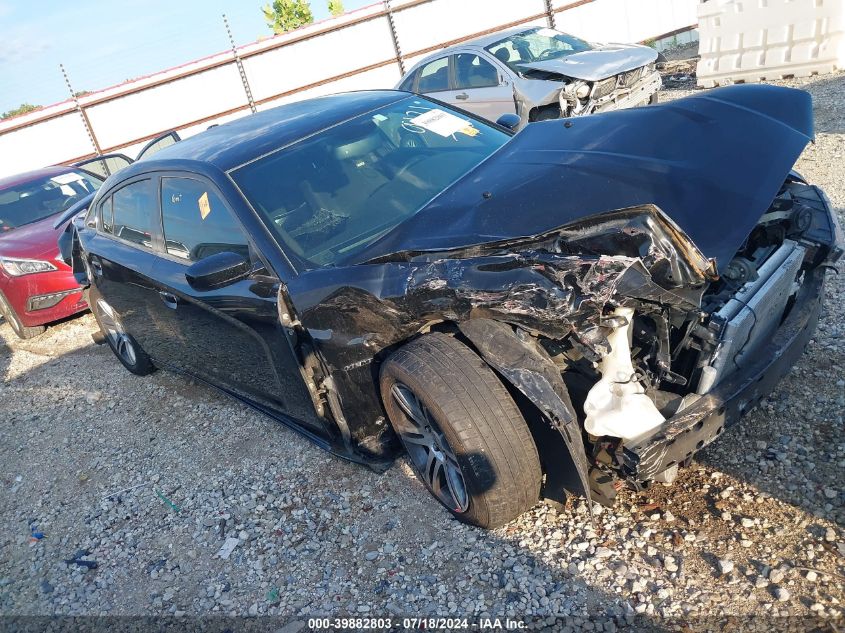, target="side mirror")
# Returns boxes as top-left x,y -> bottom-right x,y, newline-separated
496,113 -> 521,132
185,251 -> 251,291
